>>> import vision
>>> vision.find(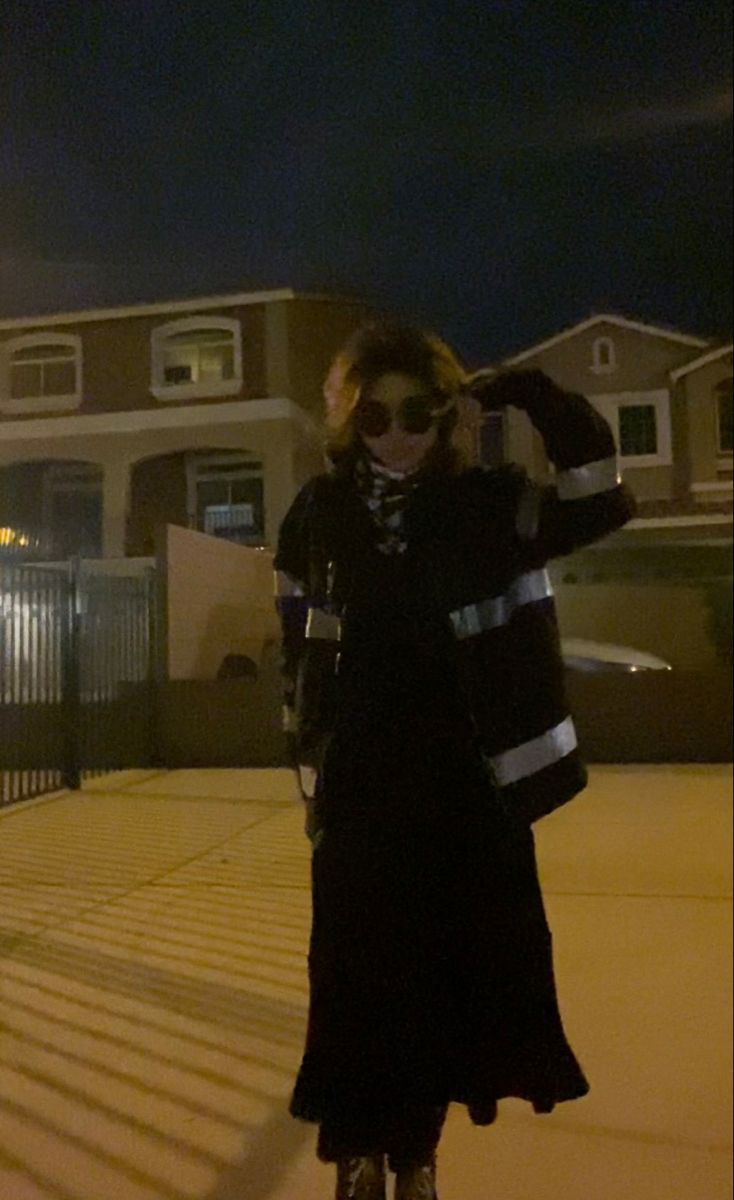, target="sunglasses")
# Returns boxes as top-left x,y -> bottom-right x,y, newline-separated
354,393 -> 449,437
